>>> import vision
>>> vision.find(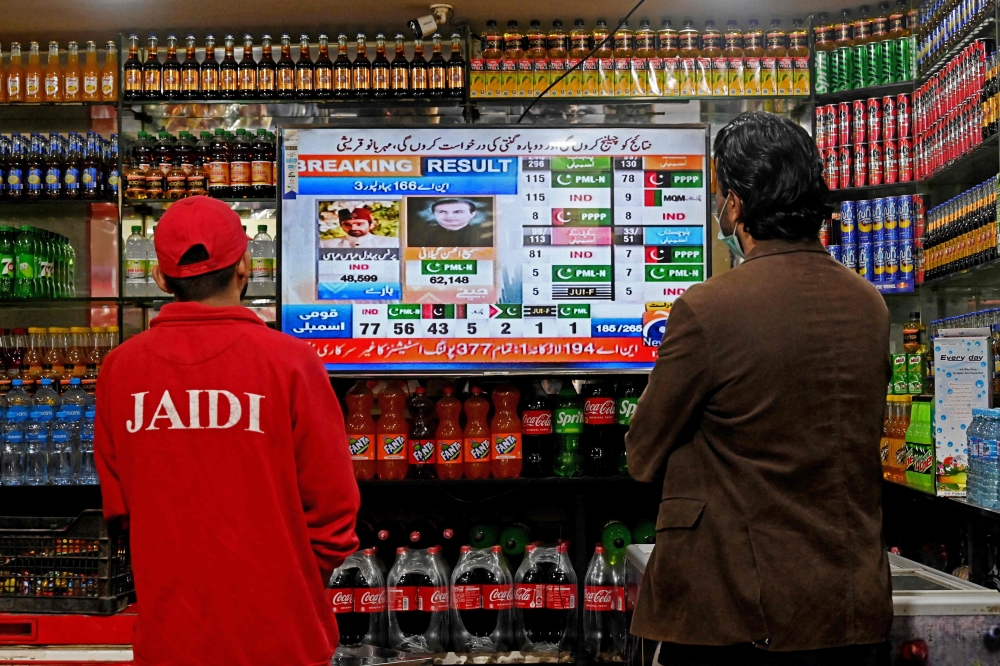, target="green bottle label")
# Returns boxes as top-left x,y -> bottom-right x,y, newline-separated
0,254 -> 13,278
554,406 -> 584,434
16,252 -> 34,279
617,397 -> 639,425
125,259 -> 148,284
